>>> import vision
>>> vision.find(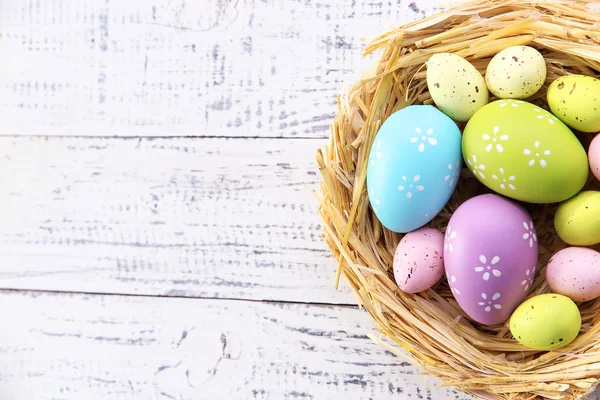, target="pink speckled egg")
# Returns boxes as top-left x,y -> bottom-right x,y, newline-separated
546,247 -> 600,302
393,227 -> 445,293
444,194 -> 538,325
589,134 -> 600,181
